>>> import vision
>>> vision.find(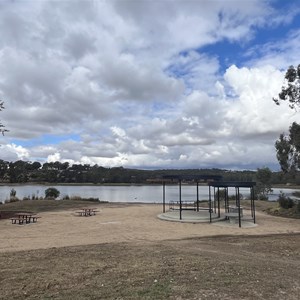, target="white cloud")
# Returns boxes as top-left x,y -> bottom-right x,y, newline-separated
0,143 -> 29,161
223,65 -> 298,137
47,152 -> 61,163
